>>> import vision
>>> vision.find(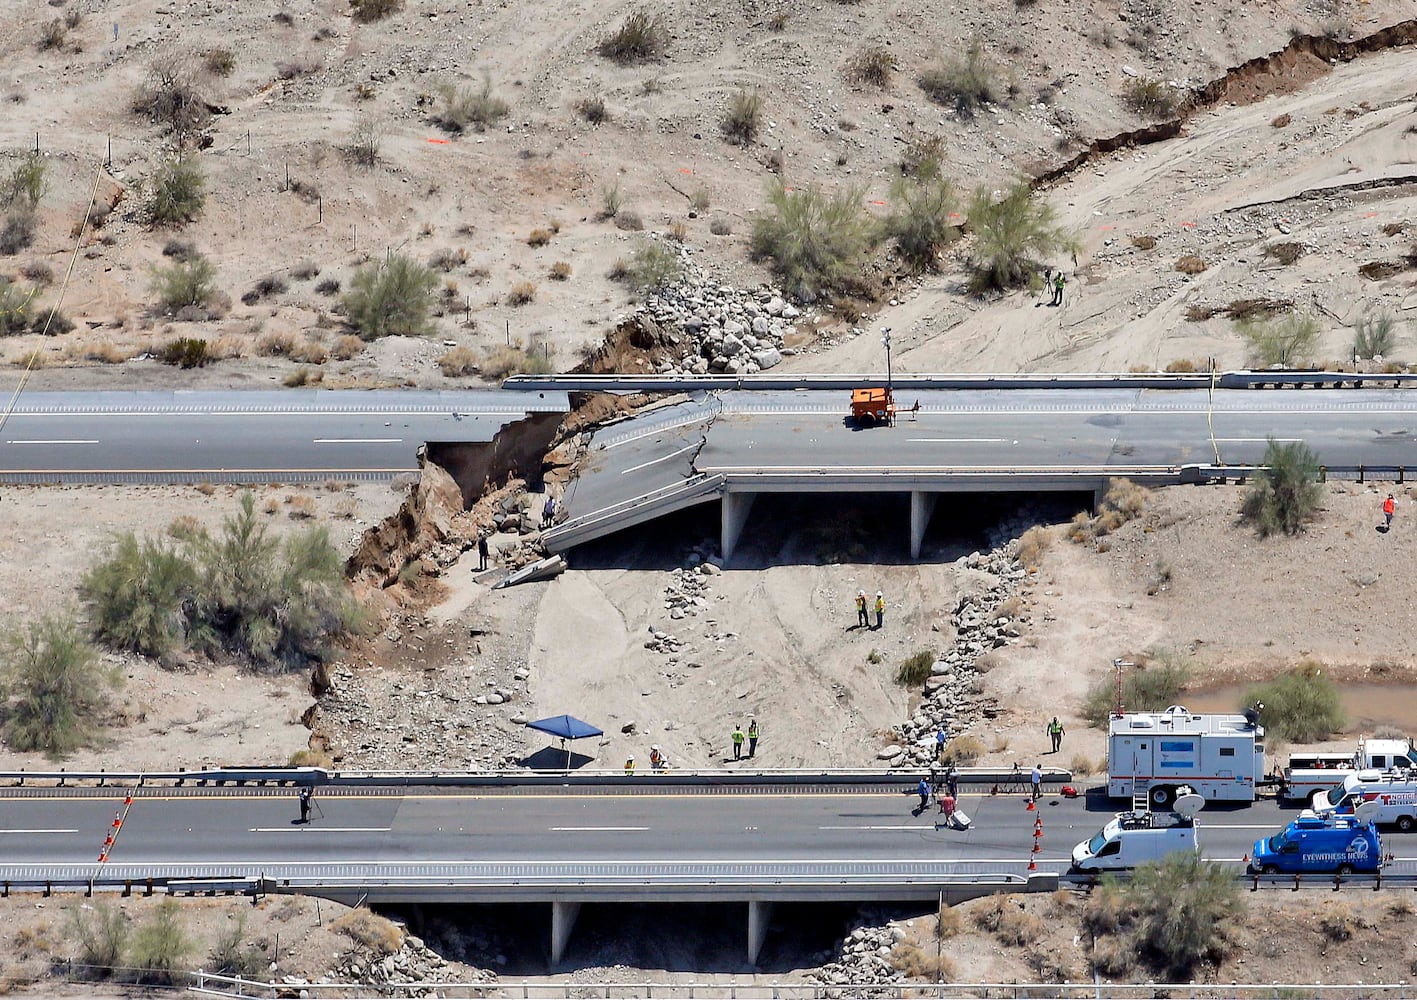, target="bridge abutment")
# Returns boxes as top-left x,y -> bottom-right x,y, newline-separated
909,491 -> 938,559
747,899 -> 773,965
721,492 -> 756,563
550,899 -> 581,964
